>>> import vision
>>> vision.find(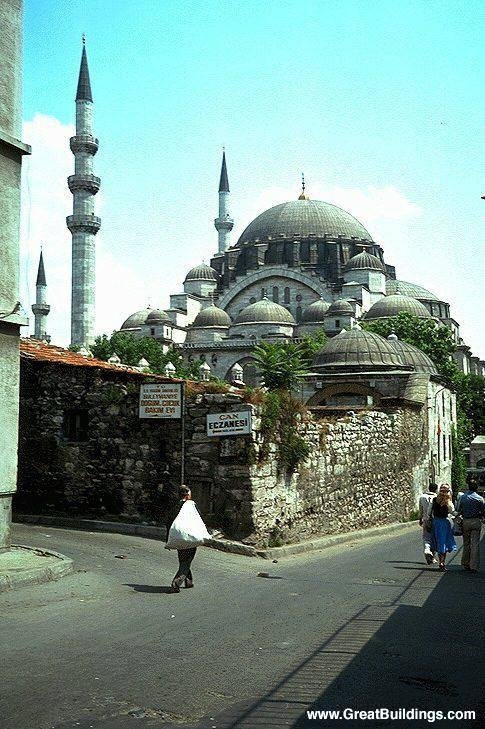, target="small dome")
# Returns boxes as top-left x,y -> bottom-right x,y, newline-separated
145,308 -> 170,324
184,263 -> 218,282
344,251 -> 385,272
234,297 -> 295,325
387,339 -> 438,374
326,299 -> 354,316
314,328 -> 406,370
120,307 -> 152,330
301,299 -> 331,323
386,279 -> 439,302
364,295 -> 432,321
191,305 -> 231,328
